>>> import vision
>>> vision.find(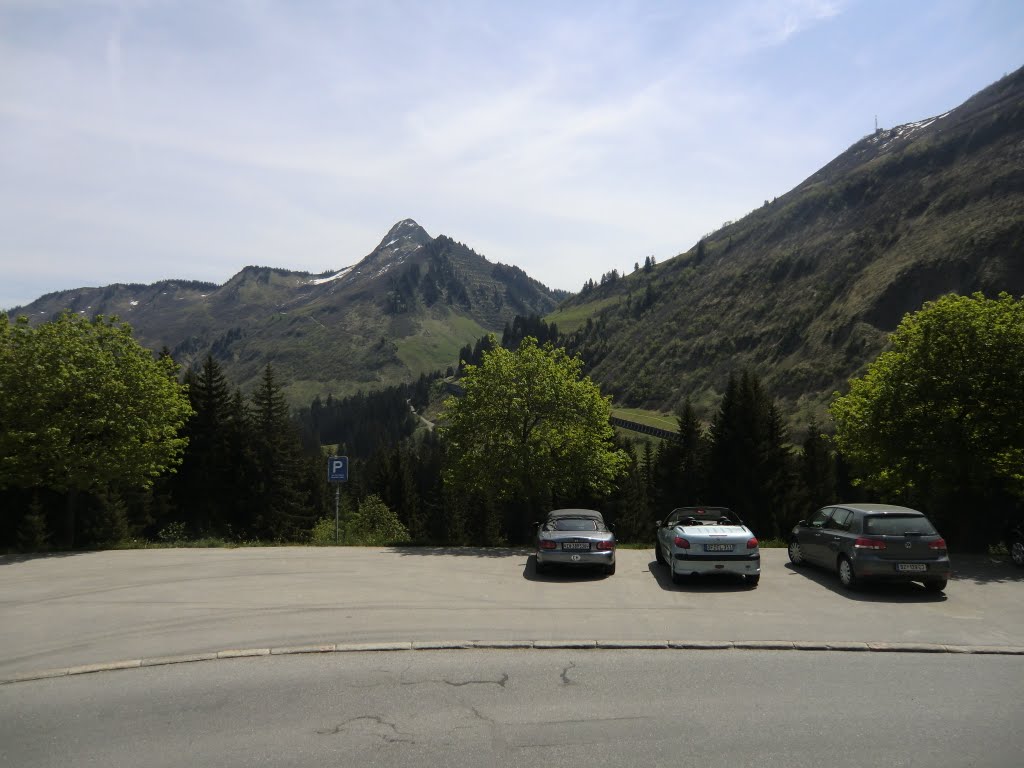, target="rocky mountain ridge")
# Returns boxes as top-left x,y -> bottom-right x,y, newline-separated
10,220 -> 564,404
